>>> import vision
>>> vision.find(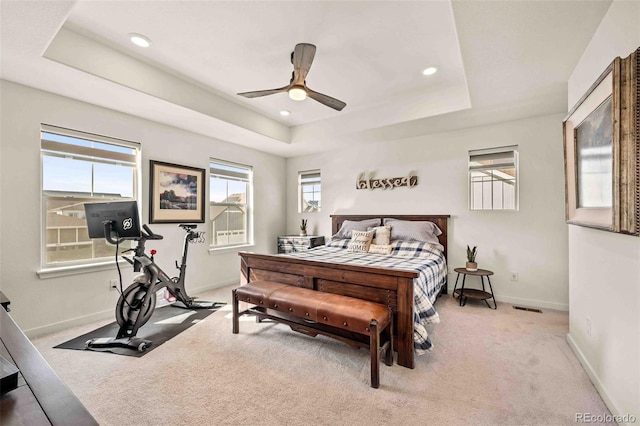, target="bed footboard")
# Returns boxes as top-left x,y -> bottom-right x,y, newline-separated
239,252 -> 418,369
